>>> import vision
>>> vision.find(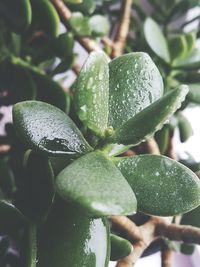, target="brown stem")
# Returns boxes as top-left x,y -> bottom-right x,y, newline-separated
111,0 -> 132,58
144,137 -> 160,155
161,247 -> 173,267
